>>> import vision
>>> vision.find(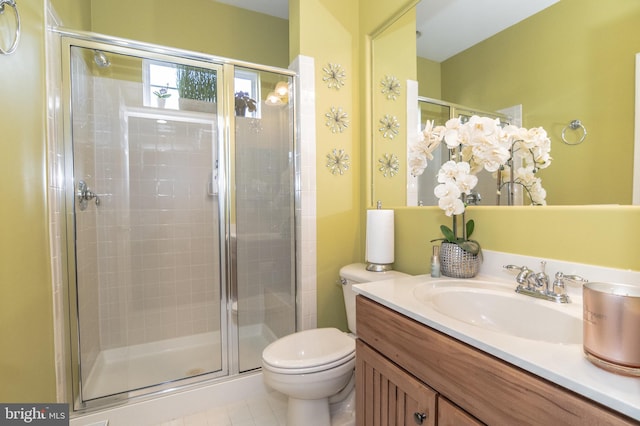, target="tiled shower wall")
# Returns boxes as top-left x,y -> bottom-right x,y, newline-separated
80,76 -> 220,351
235,107 -> 296,341
75,68 -> 296,354
108,122 -> 218,348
